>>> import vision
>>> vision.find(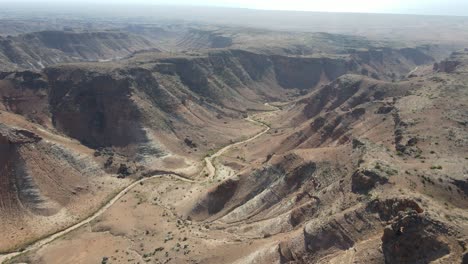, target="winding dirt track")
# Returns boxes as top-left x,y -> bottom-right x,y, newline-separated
0,110 -> 276,263
204,116 -> 271,179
